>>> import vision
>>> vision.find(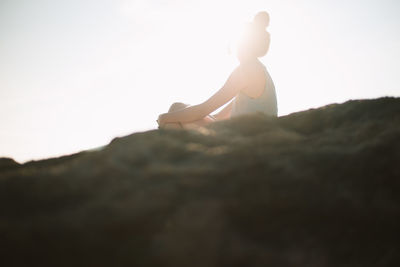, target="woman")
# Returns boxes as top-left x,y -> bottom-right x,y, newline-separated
157,11 -> 277,129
